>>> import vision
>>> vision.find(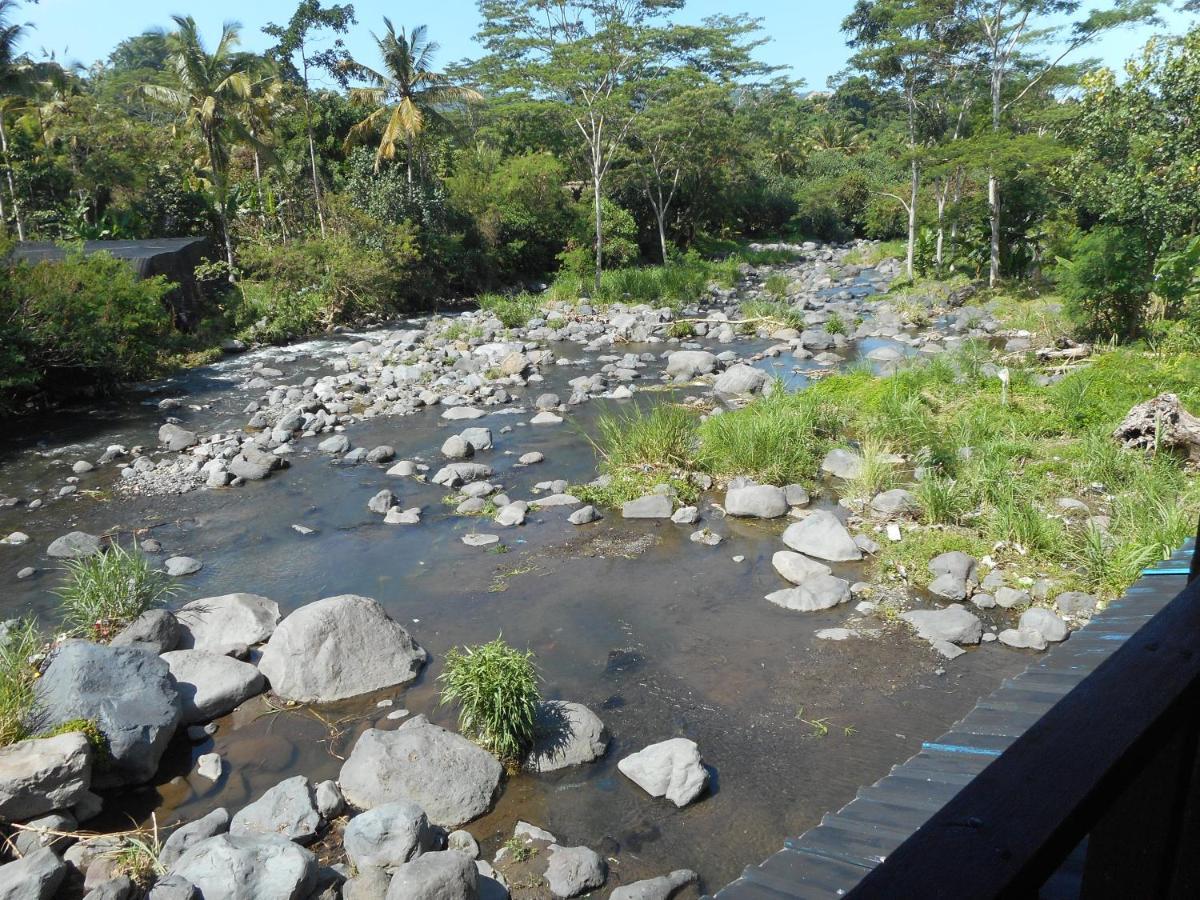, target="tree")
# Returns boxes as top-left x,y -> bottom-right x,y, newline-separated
474,0 -> 687,293
141,16 -> 255,271
961,0 -> 1162,285
0,0 -> 31,239
343,20 -> 481,182
264,0 -> 356,236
